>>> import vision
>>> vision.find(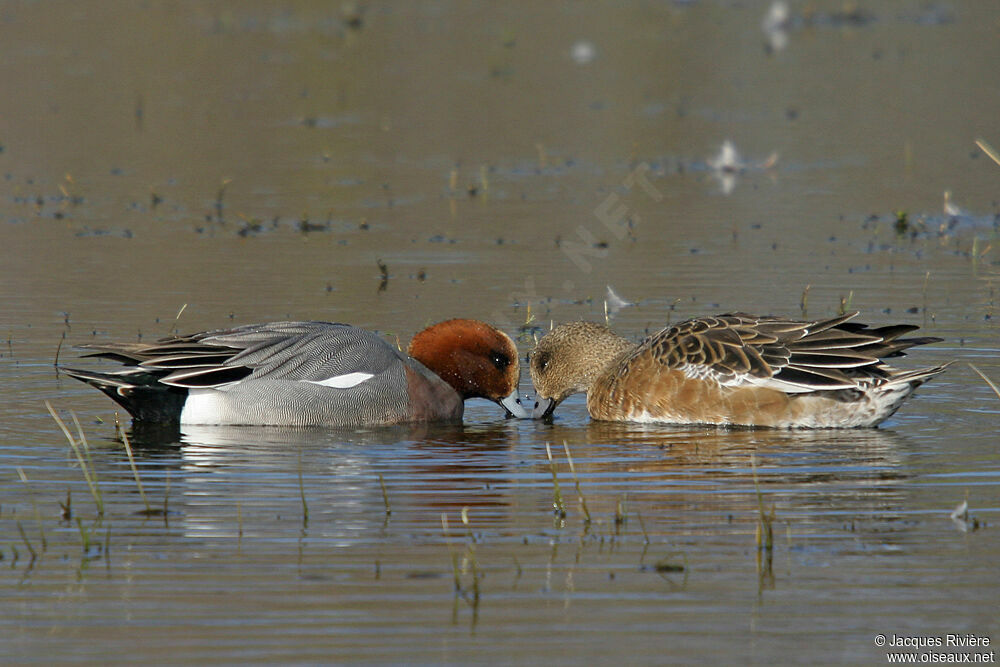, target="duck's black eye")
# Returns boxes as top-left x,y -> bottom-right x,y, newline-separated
533,351 -> 550,371
490,351 -> 510,370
